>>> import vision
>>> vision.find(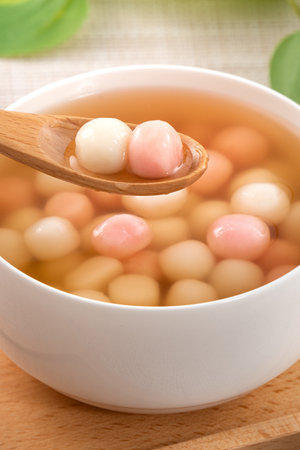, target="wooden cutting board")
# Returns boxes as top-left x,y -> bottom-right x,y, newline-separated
0,350 -> 299,449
